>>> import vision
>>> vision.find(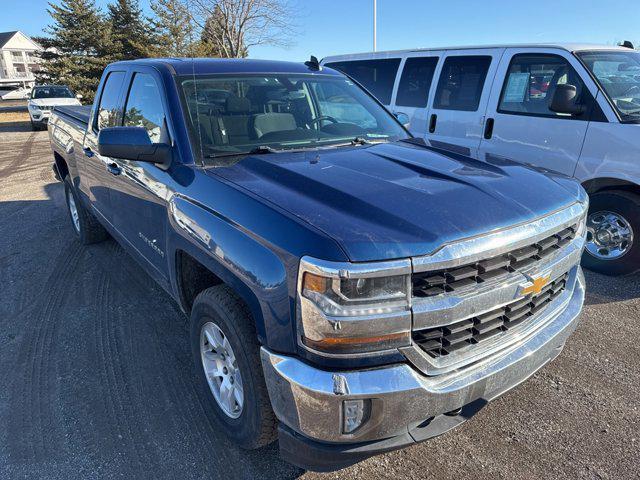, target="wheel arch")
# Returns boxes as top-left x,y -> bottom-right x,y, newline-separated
53,151 -> 69,179
581,177 -> 640,197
